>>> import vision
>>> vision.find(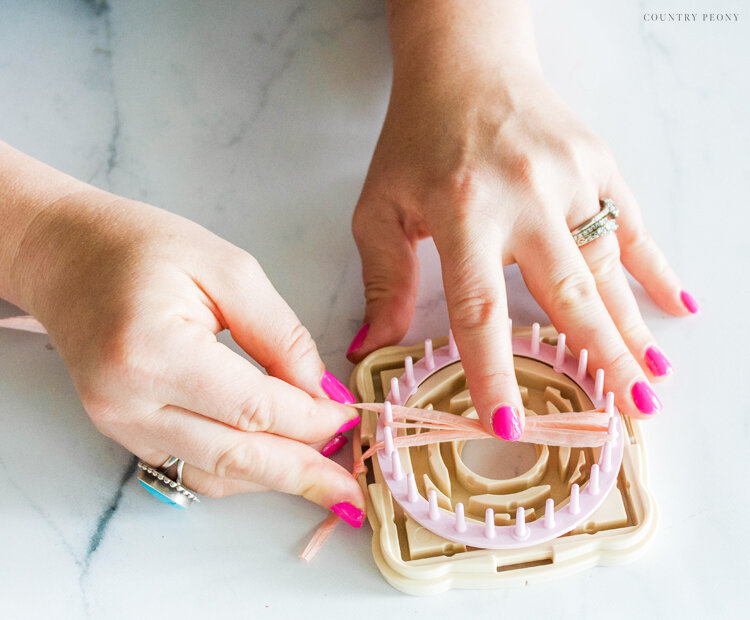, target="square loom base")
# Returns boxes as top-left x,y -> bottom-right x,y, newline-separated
350,327 -> 657,595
